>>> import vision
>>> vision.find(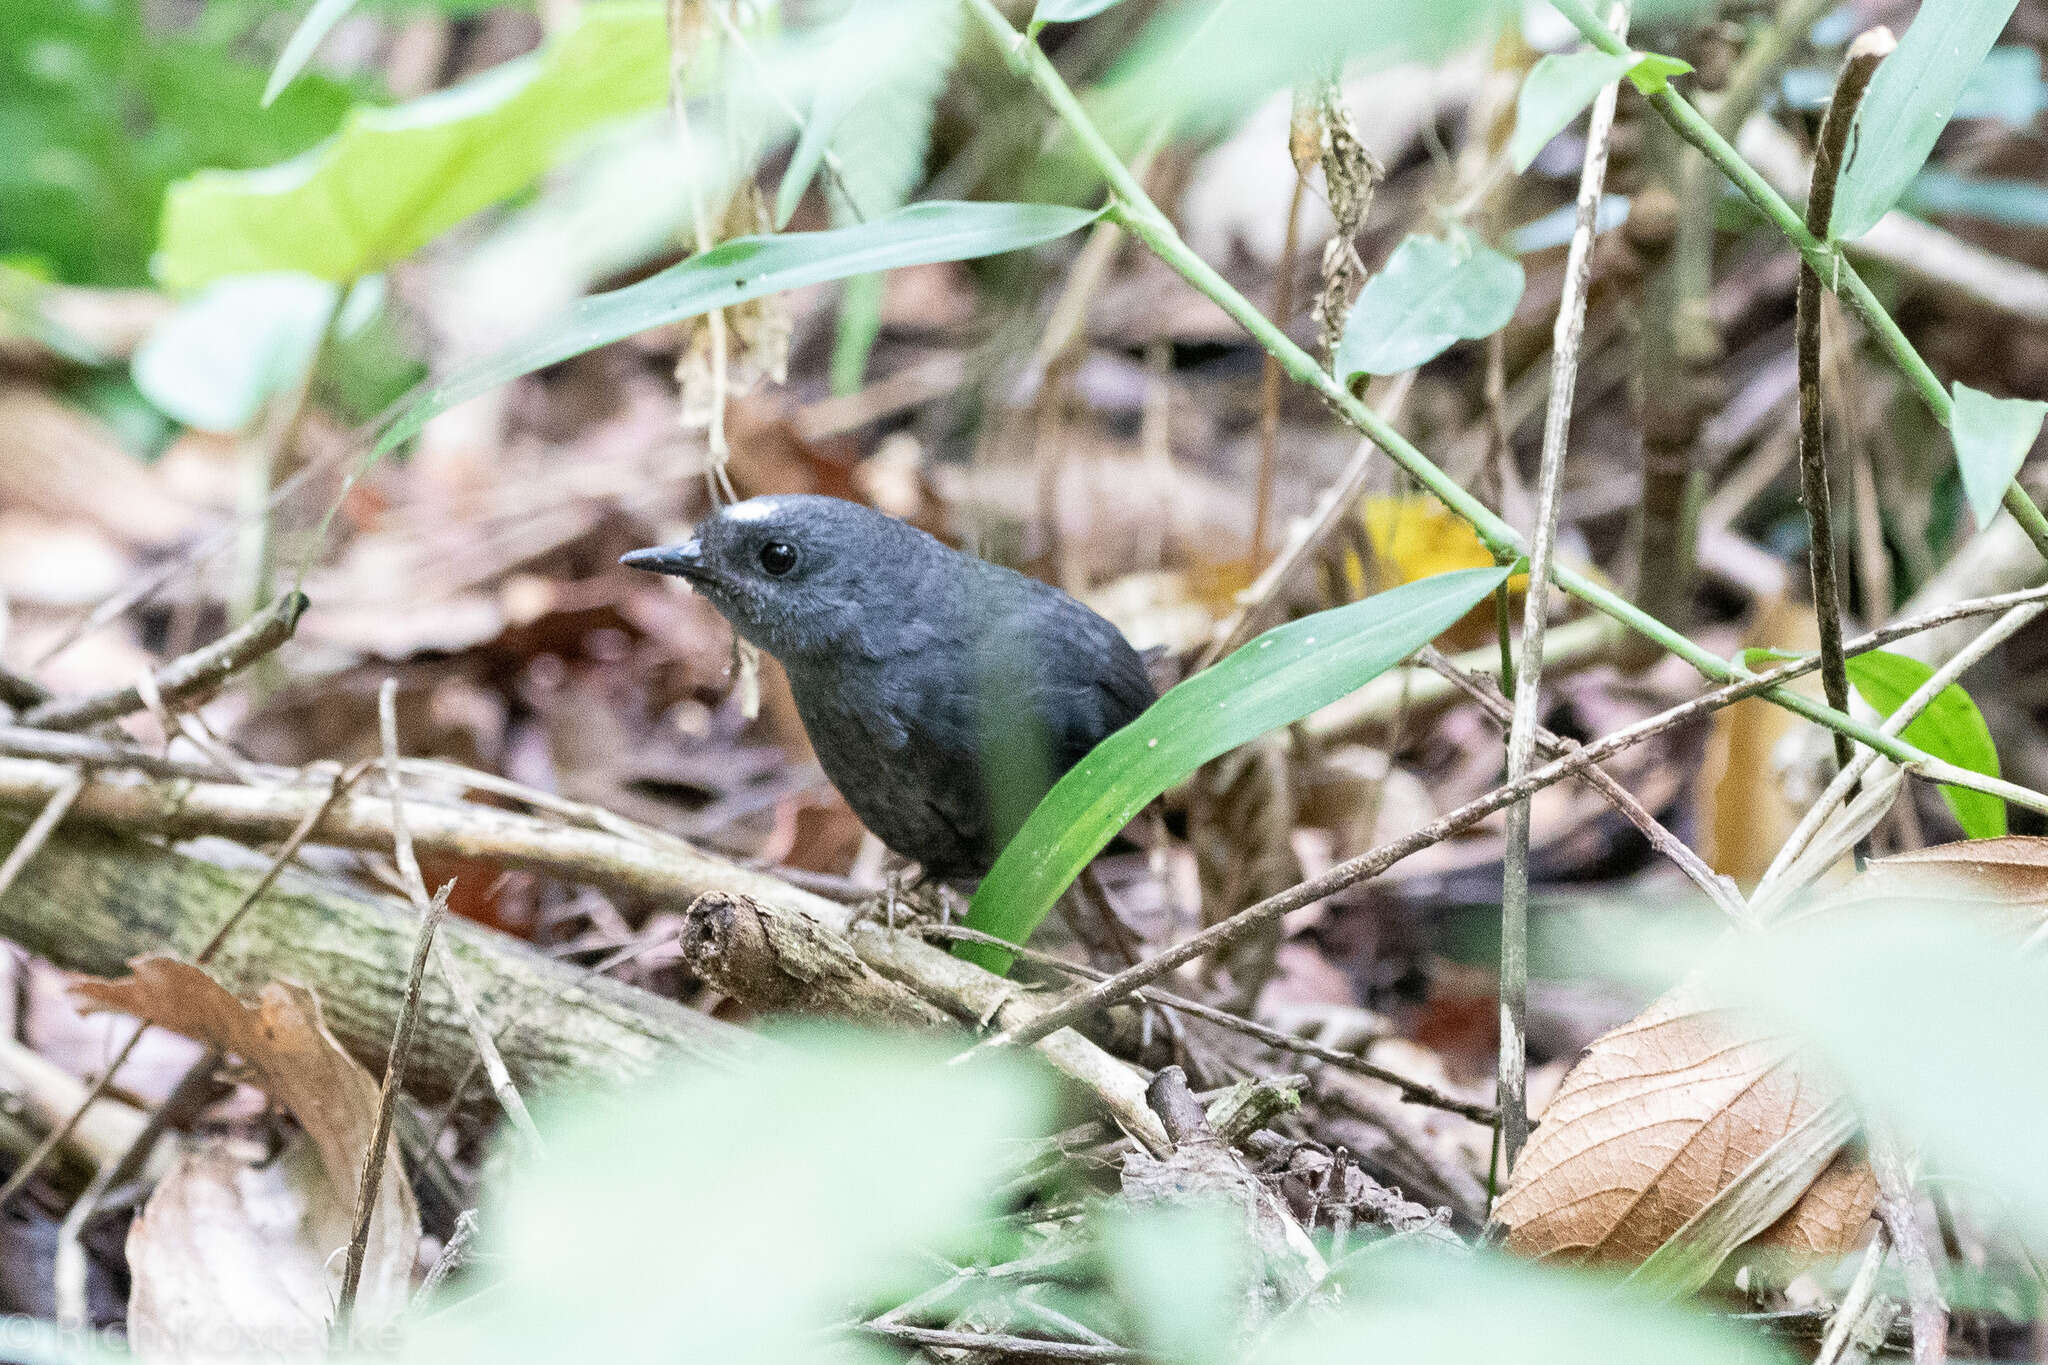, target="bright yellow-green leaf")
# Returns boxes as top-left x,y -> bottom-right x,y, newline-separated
158,3 -> 671,290
1847,649 -> 2005,838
